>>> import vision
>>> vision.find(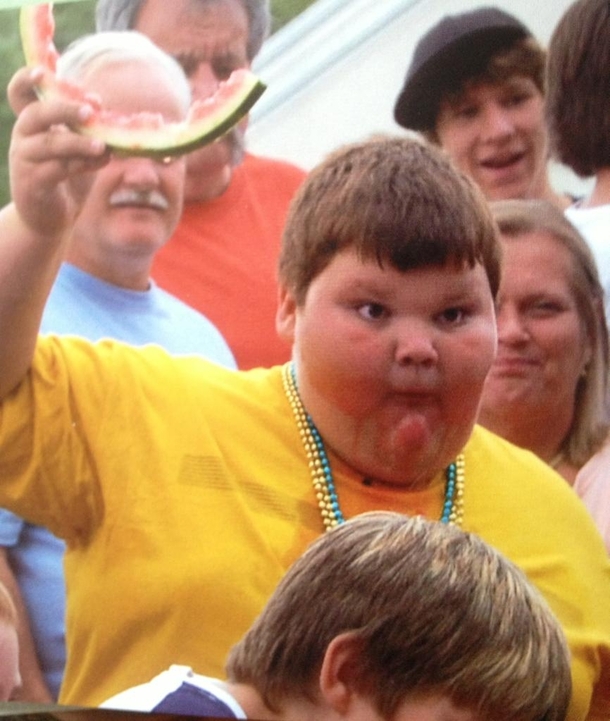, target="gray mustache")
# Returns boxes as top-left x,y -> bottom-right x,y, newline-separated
109,189 -> 170,211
